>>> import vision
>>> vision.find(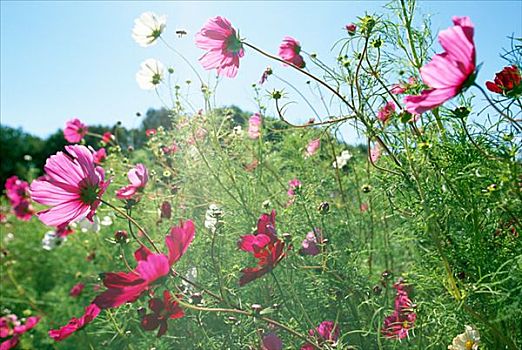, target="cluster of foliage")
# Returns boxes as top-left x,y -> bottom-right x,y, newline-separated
1,1 -> 521,349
